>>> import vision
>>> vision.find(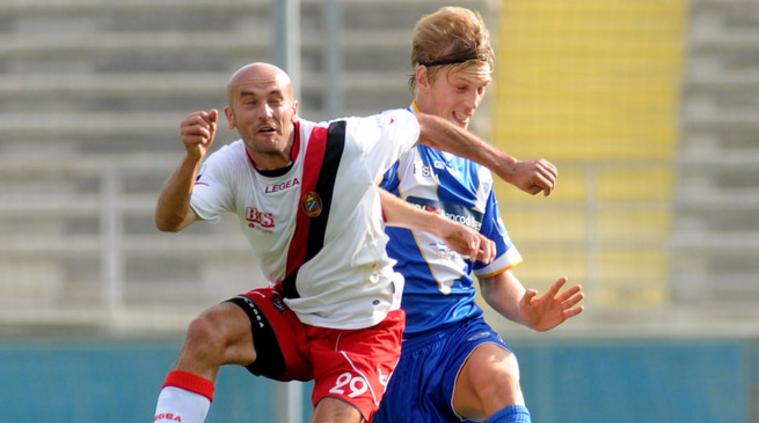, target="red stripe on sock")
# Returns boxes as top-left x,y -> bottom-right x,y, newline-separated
163,370 -> 215,402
